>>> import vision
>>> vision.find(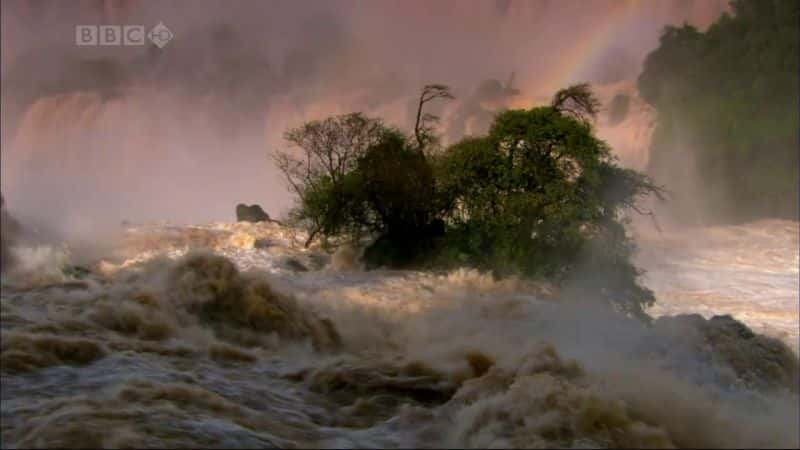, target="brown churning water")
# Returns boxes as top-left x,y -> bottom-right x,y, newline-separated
1,221 -> 798,448
2,1 -> 797,448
